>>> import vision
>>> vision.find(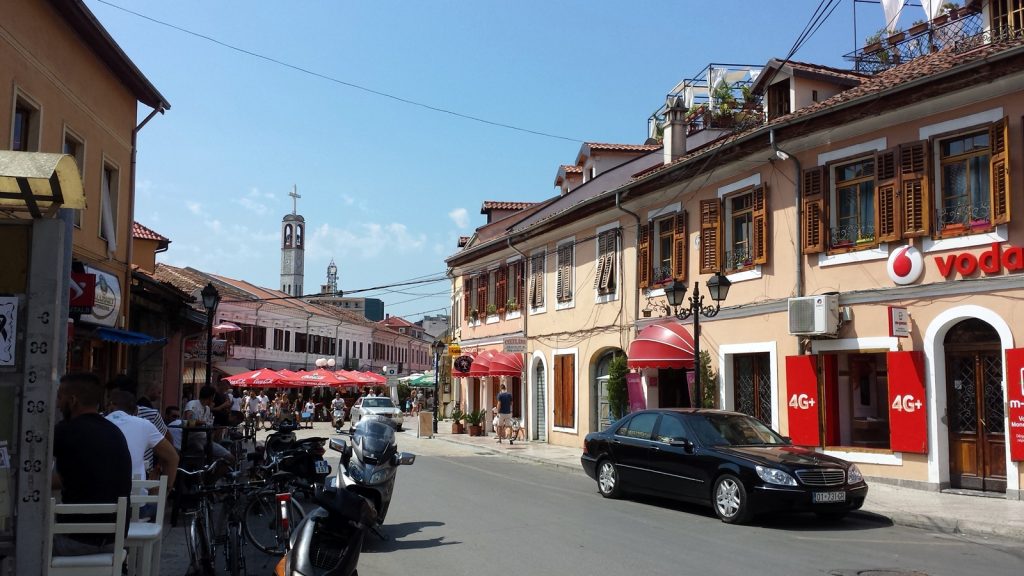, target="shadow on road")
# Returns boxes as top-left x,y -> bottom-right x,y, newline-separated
362,521 -> 461,552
